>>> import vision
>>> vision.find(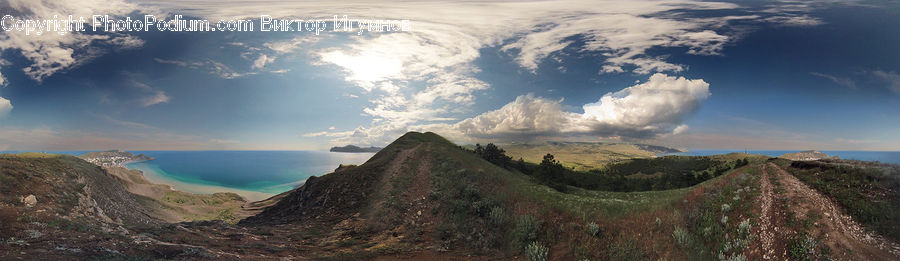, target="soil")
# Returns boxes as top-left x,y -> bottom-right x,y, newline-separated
755,163 -> 900,260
